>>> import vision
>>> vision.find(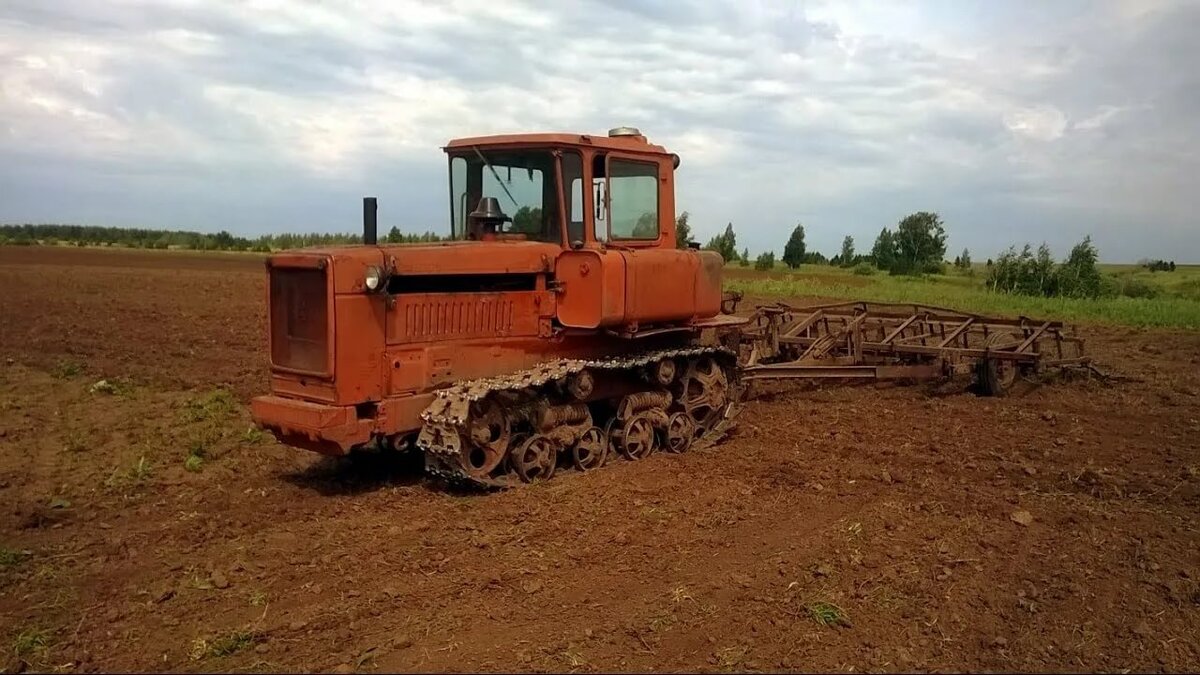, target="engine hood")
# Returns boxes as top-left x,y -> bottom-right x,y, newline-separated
379,240 -> 562,276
